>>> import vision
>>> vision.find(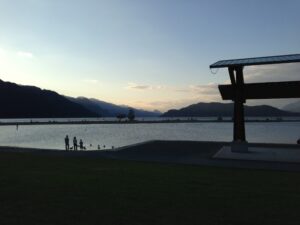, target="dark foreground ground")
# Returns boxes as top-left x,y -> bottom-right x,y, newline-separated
1,141 -> 300,225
